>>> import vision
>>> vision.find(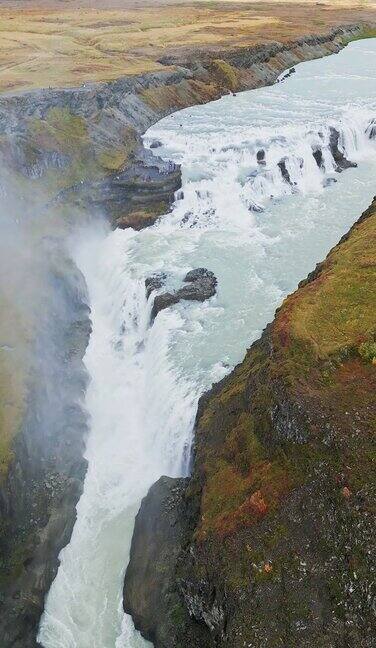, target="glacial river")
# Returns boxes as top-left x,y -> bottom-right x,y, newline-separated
38,38 -> 376,647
